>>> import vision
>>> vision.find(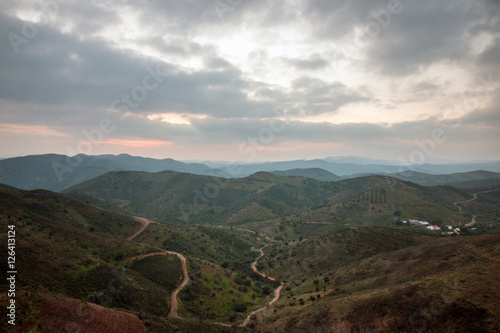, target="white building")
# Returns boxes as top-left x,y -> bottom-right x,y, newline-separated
426,225 -> 441,231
